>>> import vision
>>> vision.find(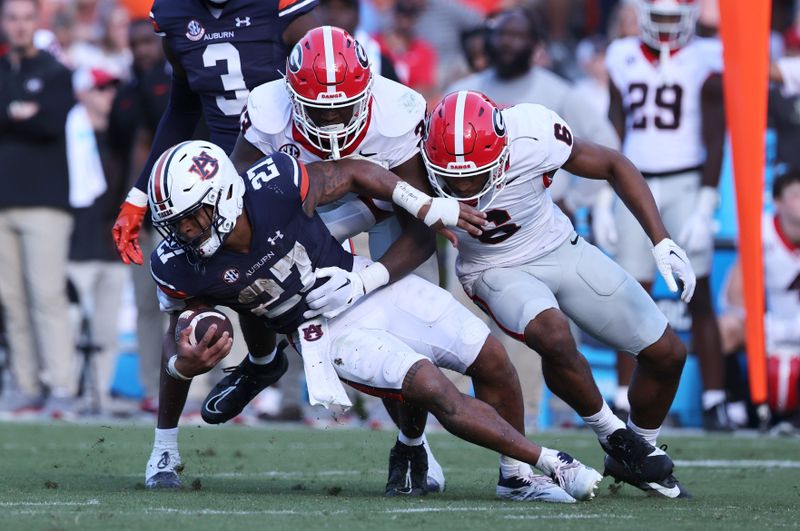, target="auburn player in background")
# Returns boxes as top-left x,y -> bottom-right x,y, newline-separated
594,0 -> 732,430
112,0 -> 319,265
405,89 -> 696,498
